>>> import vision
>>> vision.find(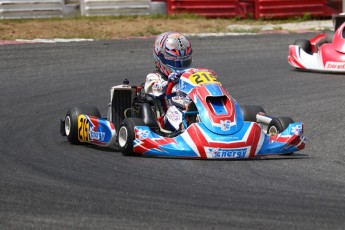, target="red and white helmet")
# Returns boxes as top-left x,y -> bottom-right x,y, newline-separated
153,32 -> 193,76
